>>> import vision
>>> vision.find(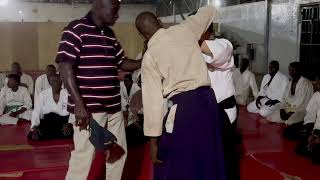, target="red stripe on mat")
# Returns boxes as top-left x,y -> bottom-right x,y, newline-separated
0,146 -> 70,173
